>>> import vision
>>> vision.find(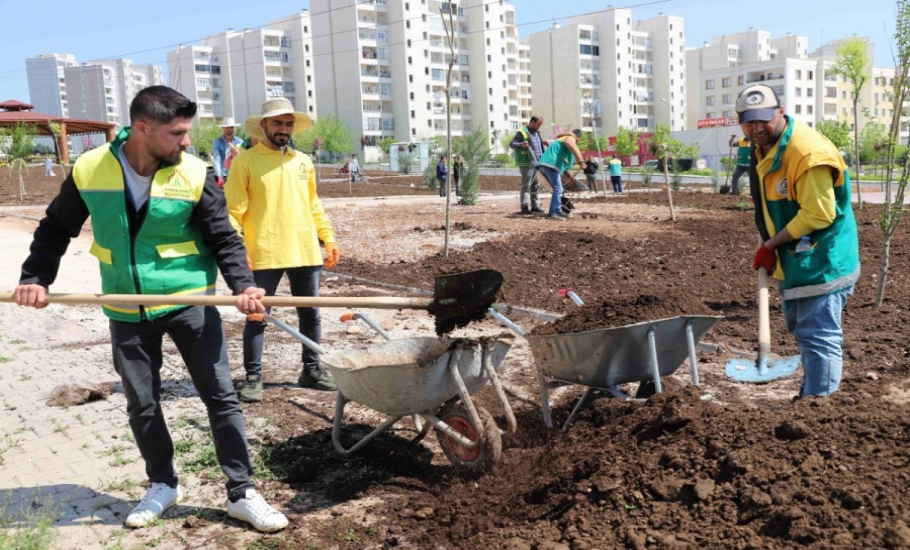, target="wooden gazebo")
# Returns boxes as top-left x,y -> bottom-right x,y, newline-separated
0,99 -> 116,164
